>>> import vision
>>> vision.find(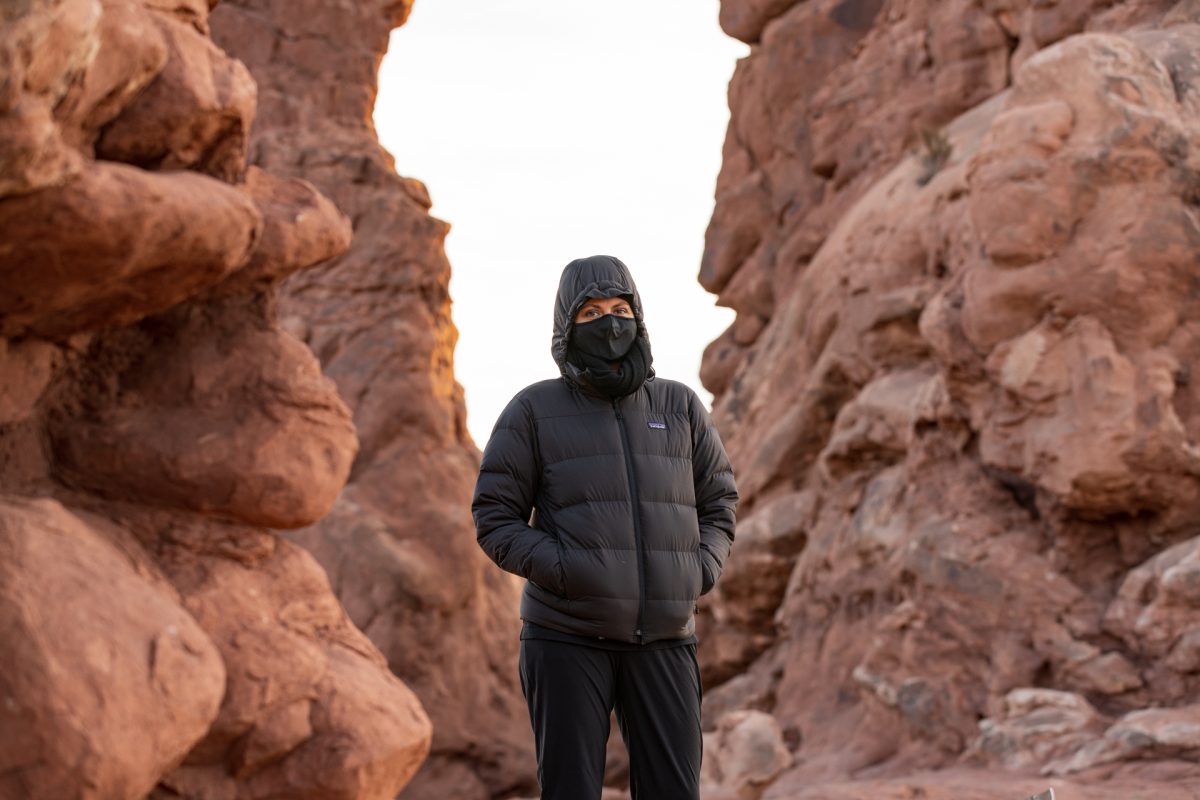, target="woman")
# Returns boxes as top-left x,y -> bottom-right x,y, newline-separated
471,254 -> 738,800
